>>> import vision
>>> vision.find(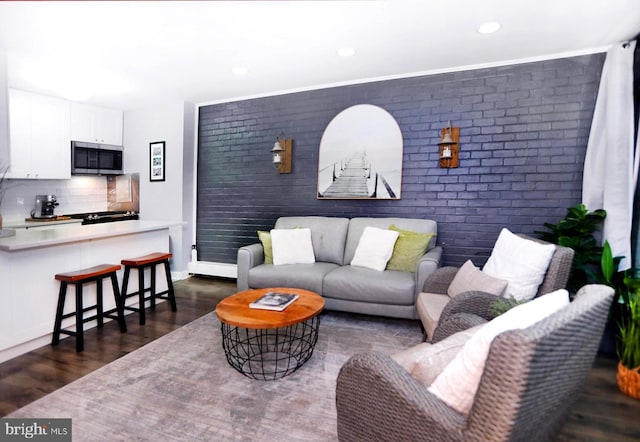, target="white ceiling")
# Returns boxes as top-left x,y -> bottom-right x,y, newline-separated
1,1 -> 639,111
